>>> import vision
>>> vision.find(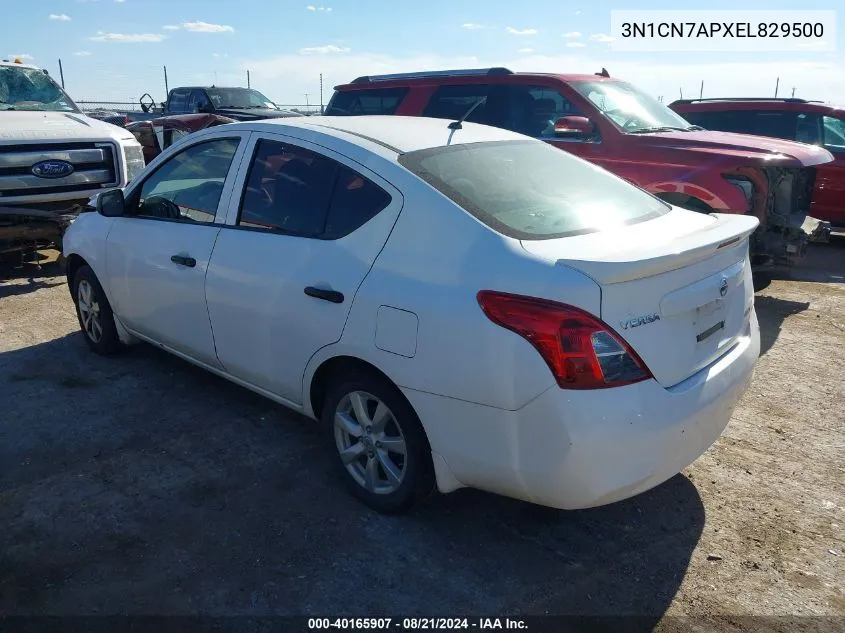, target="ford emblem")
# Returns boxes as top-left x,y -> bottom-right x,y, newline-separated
31,159 -> 75,179
719,277 -> 728,298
